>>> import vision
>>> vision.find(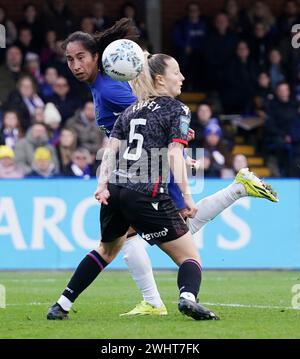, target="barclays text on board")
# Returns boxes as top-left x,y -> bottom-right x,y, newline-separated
0,179 -> 299,269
